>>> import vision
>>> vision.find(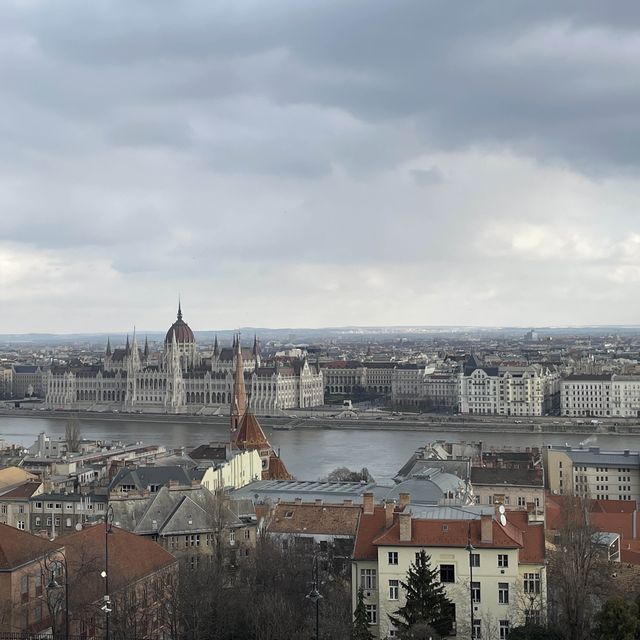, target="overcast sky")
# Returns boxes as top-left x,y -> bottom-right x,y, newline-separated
2,1 -> 640,333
